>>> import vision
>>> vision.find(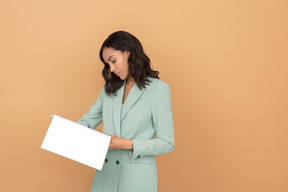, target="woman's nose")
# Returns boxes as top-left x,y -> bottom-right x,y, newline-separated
110,66 -> 115,73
